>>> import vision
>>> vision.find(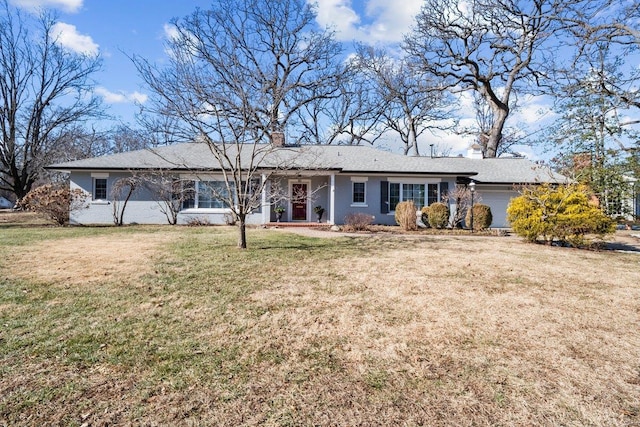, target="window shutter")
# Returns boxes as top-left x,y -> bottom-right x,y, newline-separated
380,181 -> 389,213
440,181 -> 449,204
